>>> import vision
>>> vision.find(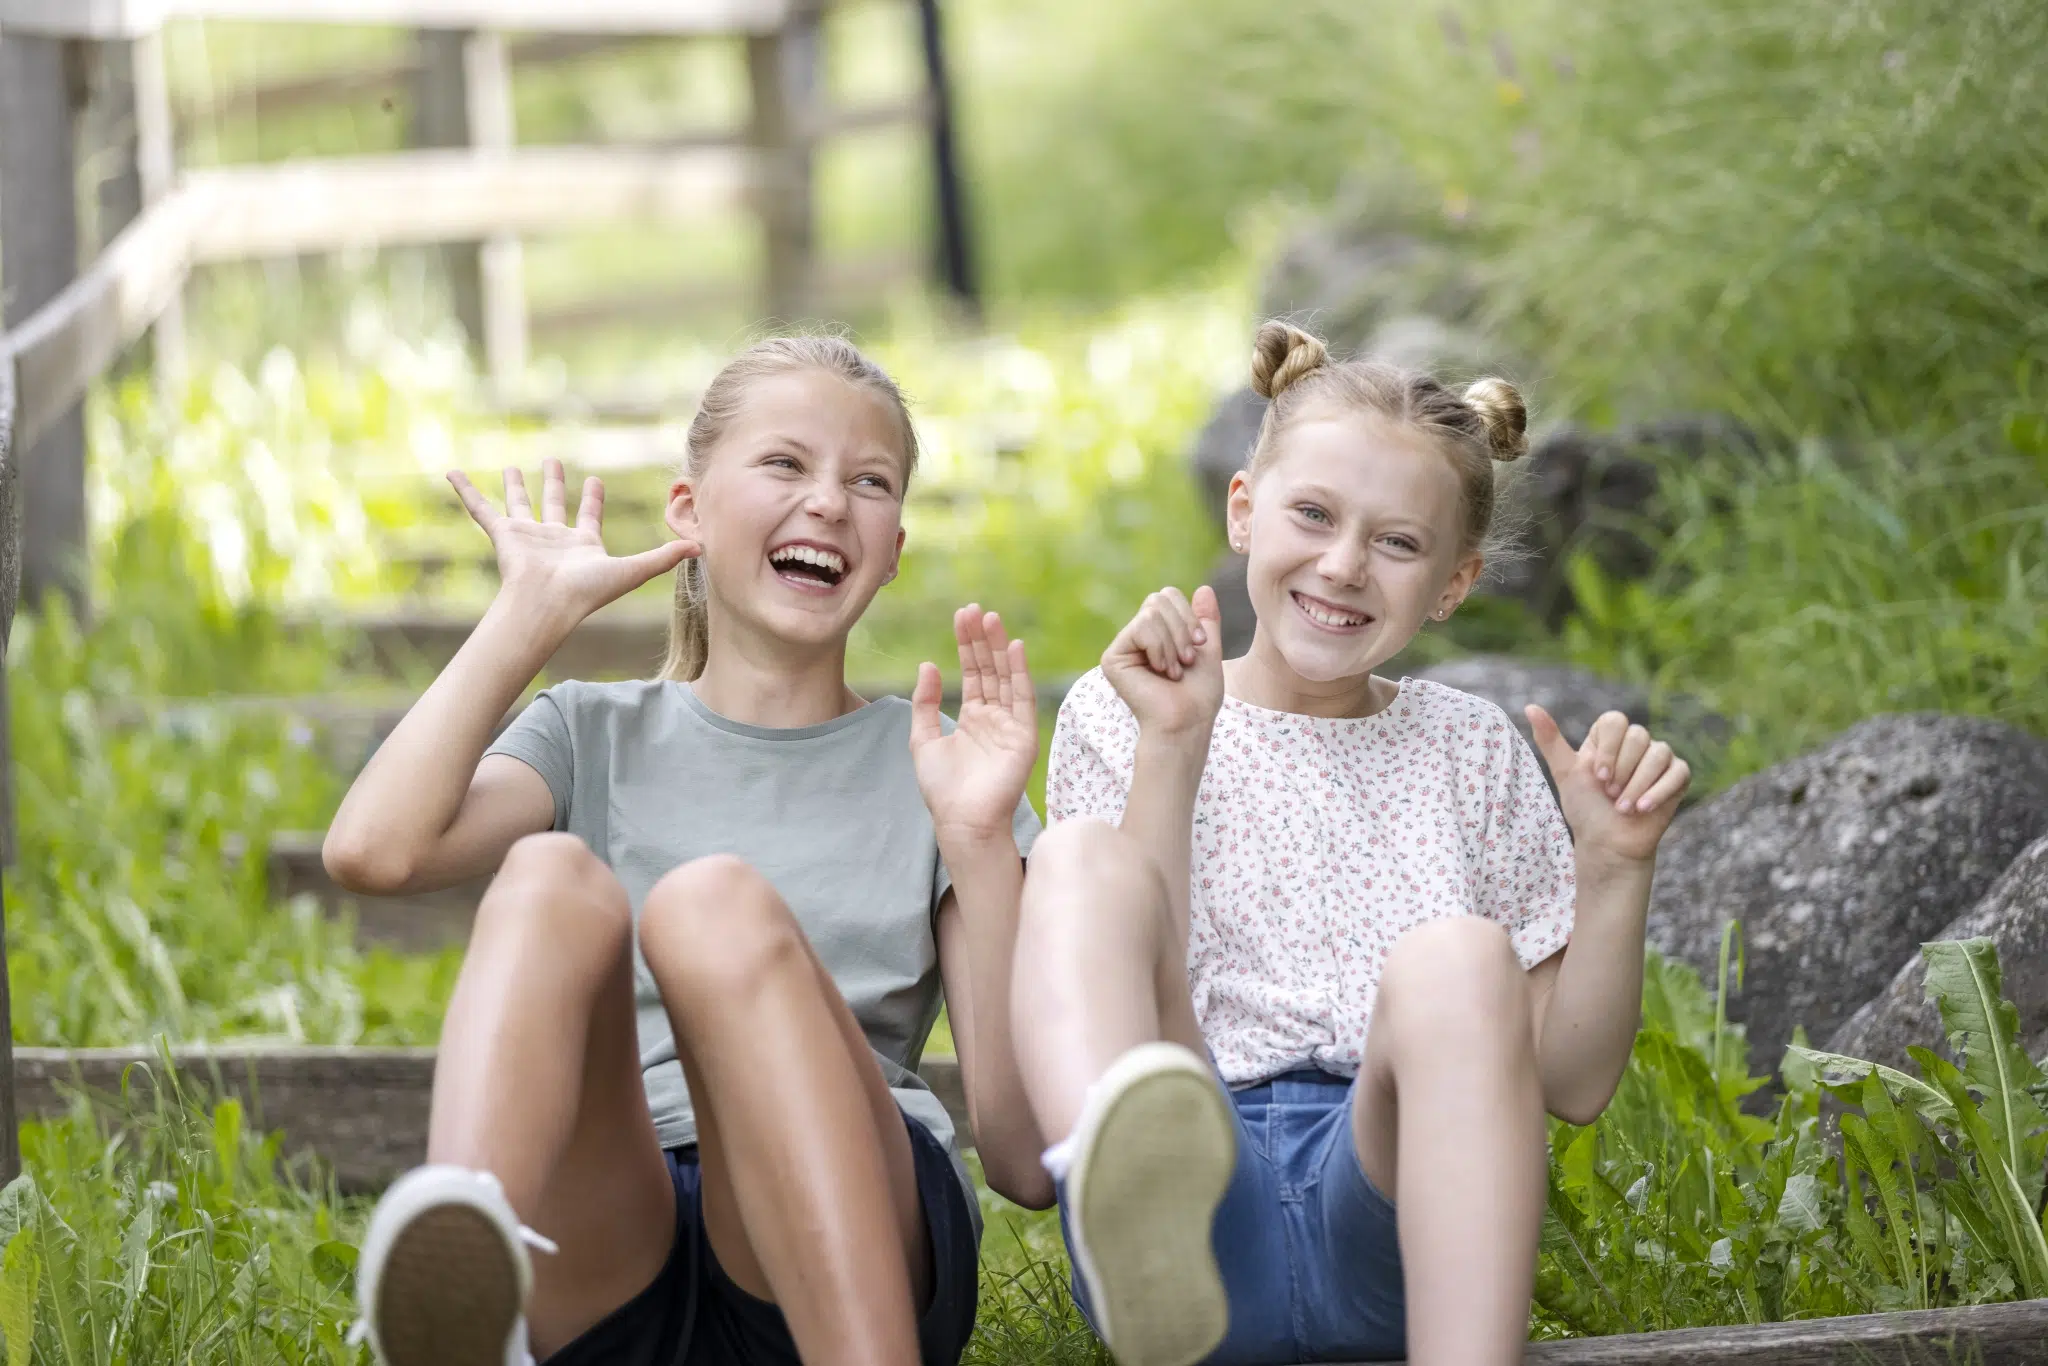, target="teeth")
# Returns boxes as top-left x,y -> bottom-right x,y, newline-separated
772,545 -> 846,575
1299,598 -> 1368,628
